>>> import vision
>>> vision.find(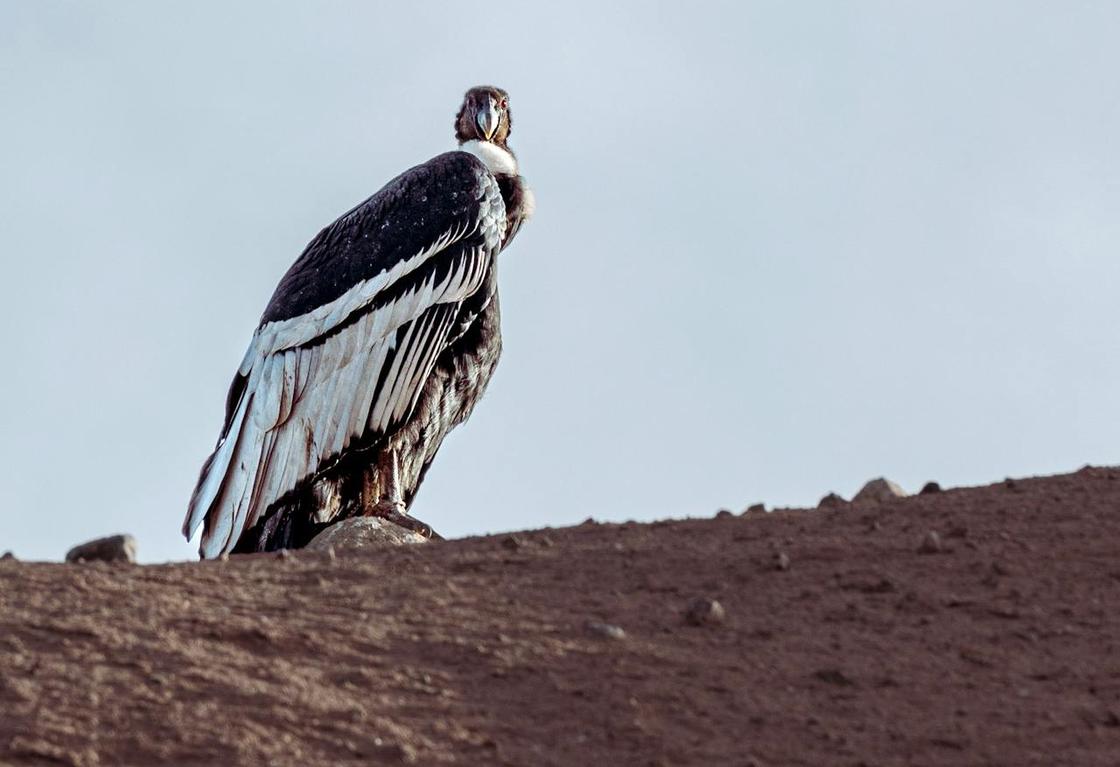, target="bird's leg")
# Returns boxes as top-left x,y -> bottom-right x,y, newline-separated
367,448 -> 405,516
365,449 -> 443,540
